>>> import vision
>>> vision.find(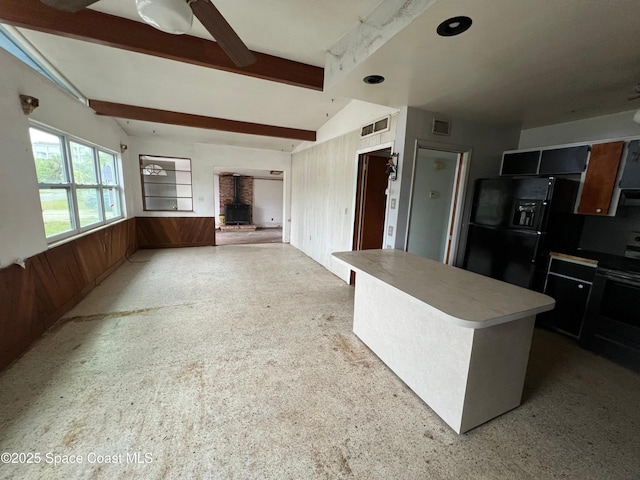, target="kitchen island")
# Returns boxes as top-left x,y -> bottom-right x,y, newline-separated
332,249 -> 555,433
